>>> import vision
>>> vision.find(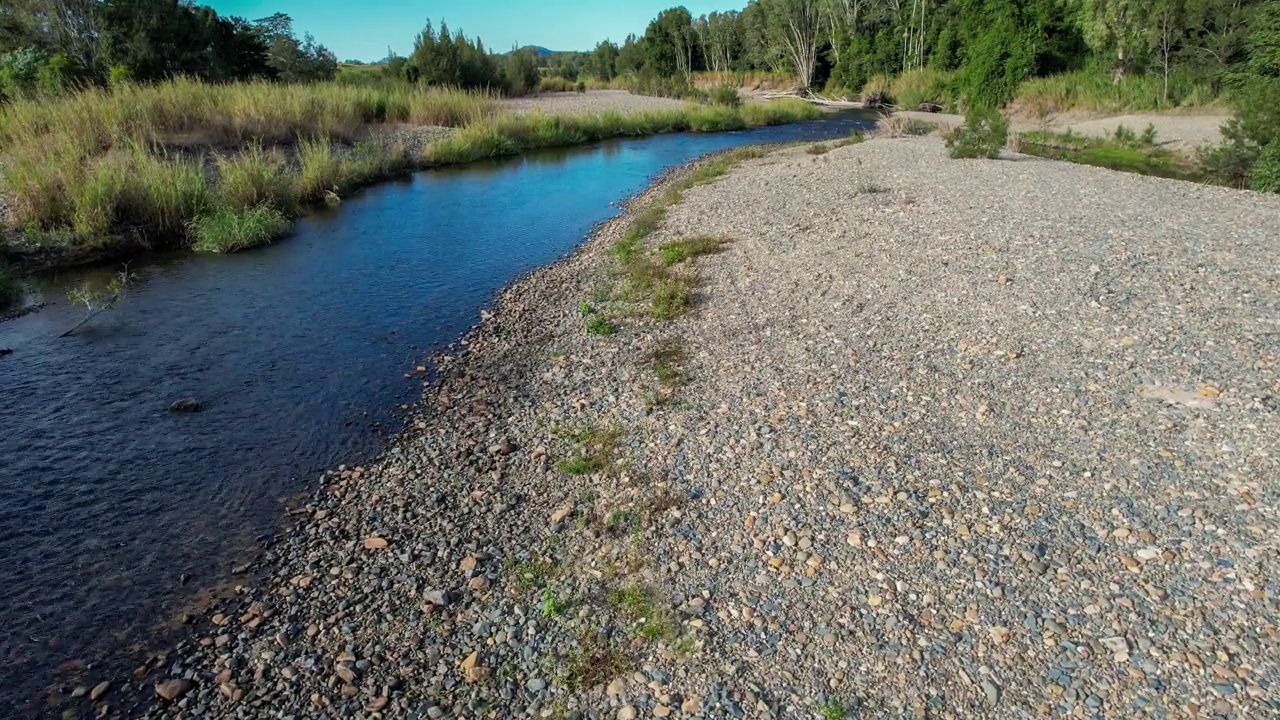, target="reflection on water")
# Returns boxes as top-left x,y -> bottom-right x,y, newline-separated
0,111 -> 877,715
